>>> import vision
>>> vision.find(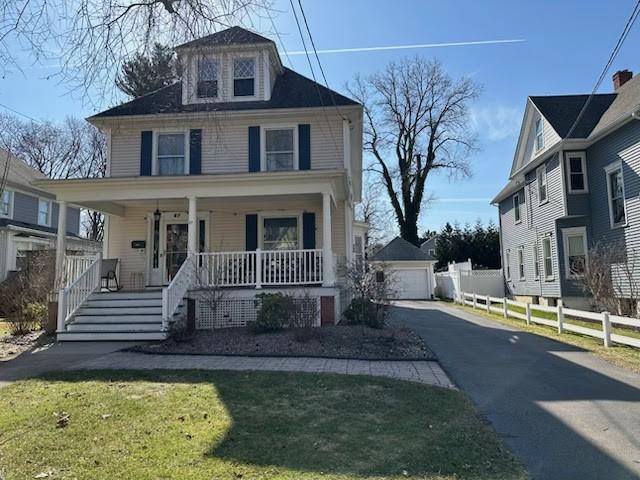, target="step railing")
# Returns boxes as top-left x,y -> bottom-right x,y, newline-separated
162,254 -> 196,331
57,252 -> 102,332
